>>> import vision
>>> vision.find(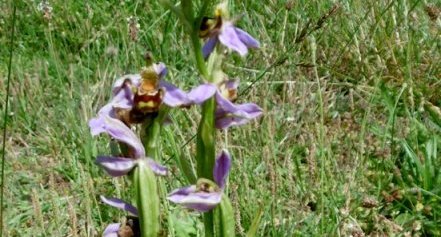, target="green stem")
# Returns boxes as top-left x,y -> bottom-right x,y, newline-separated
204,212 -> 215,237
195,92 -> 216,237
190,30 -> 209,79
144,118 -> 162,158
163,1 -> 217,236
134,160 -> 160,237
142,109 -> 169,159
189,3 -> 217,237
196,98 -> 216,179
